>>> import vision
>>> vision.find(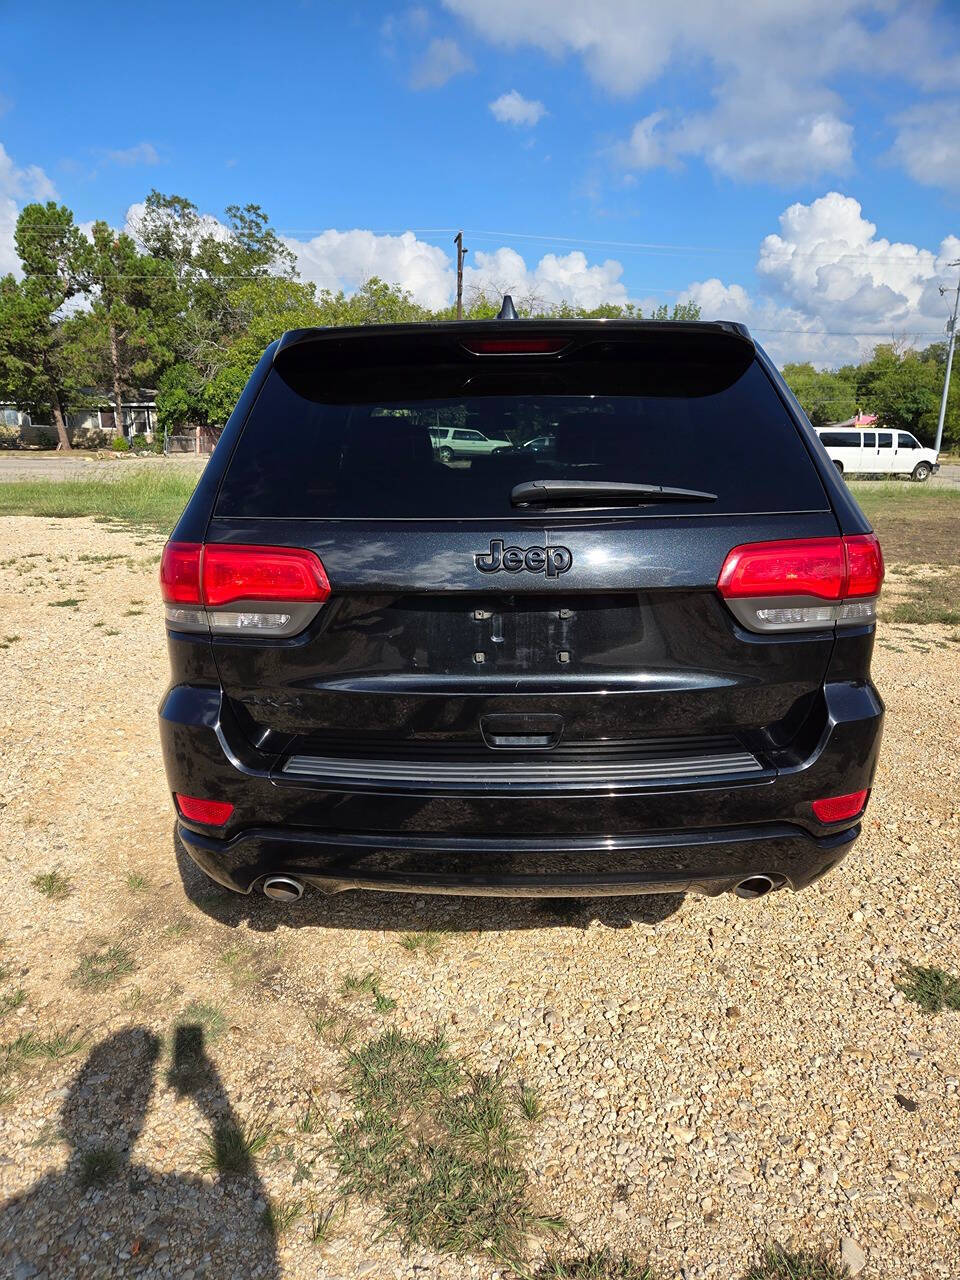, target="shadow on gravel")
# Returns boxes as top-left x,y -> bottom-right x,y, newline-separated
173,828 -> 684,935
0,1026 -> 279,1278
